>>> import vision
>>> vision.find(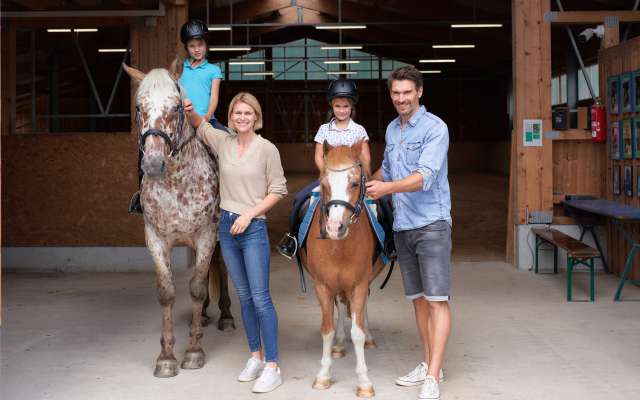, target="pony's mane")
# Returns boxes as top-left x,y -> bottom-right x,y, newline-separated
325,146 -> 358,169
